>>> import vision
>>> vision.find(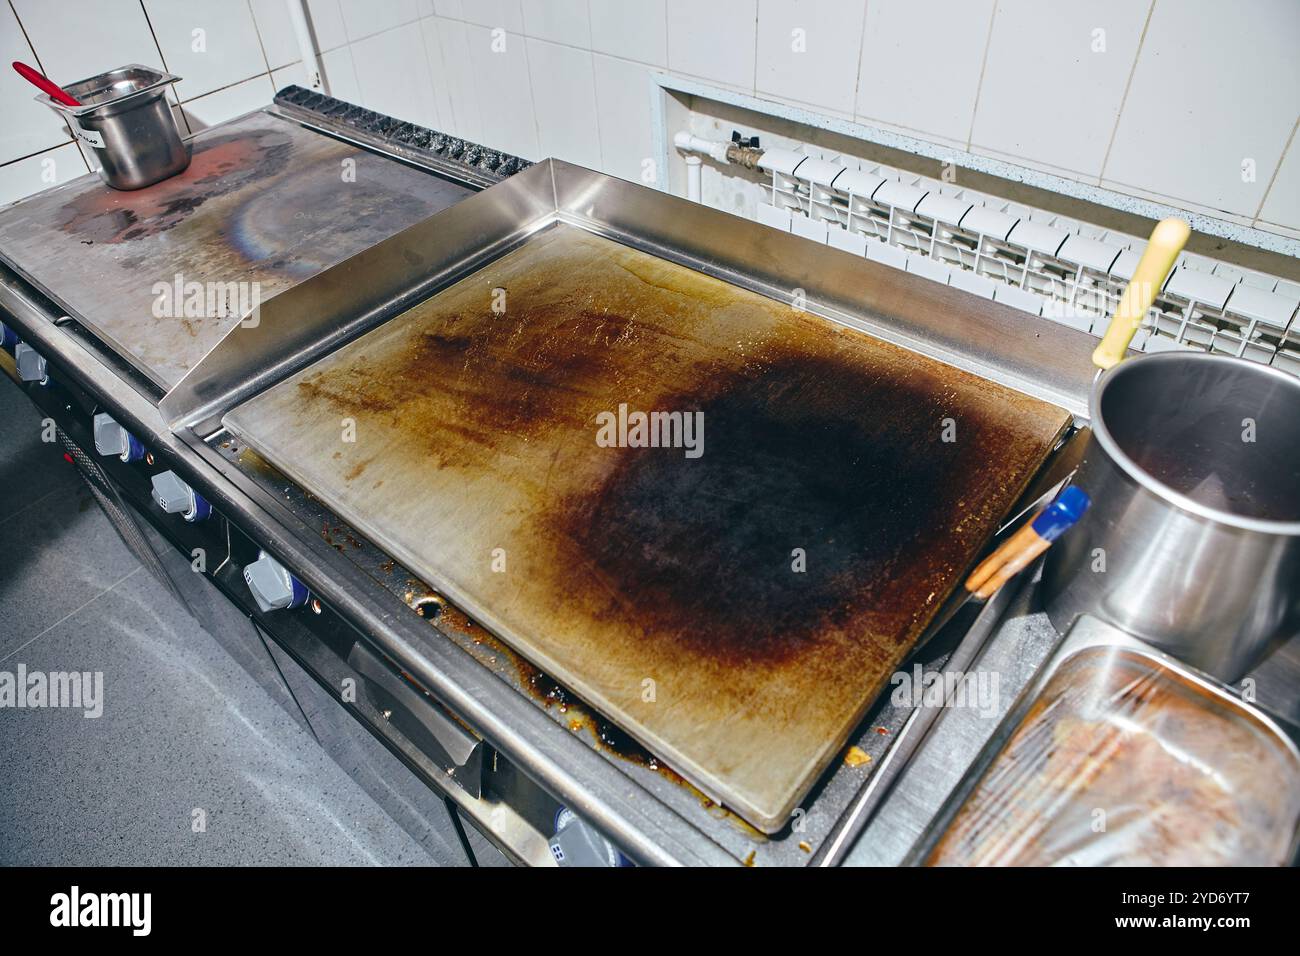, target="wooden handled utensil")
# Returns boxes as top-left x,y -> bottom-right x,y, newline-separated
961,216 -> 1189,601
966,485 -> 1091,599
